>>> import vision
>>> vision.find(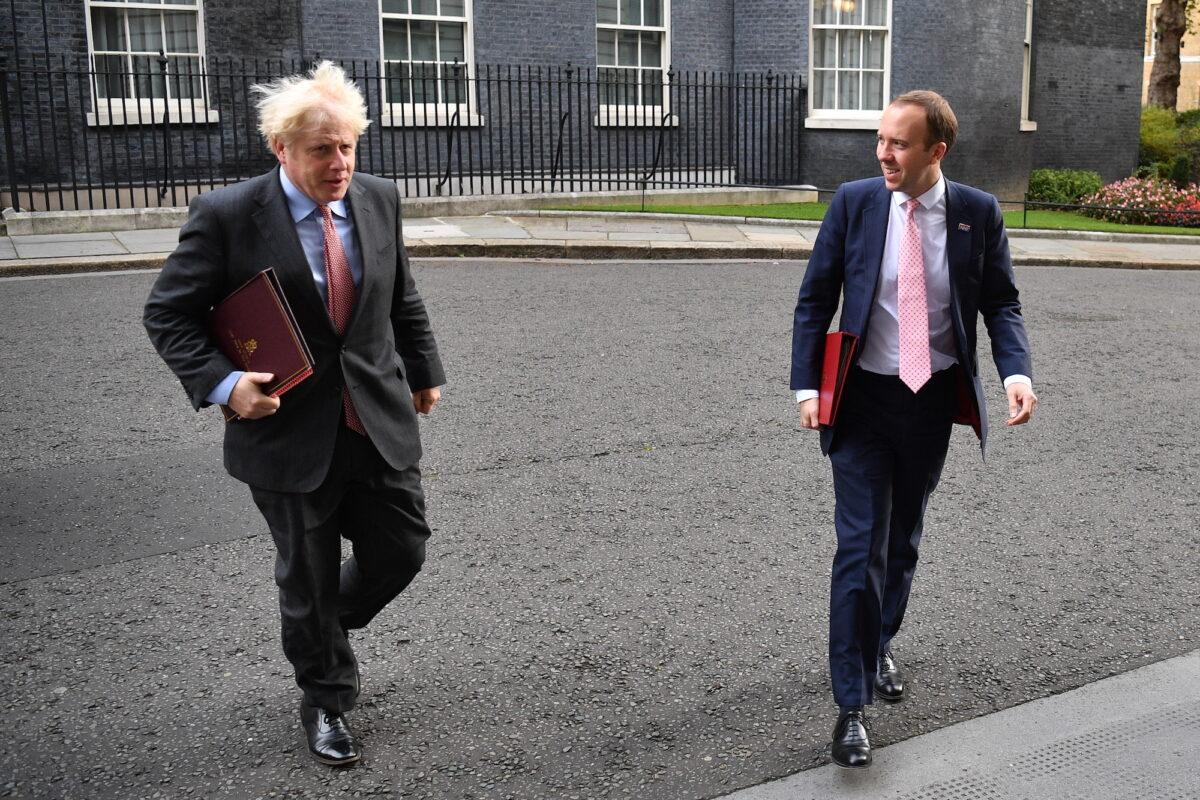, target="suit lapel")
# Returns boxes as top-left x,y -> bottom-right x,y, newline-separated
944,180 -> 974,307
344,178 -> 376,336
251,168 -> 333,334
861,182 -> 891,302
